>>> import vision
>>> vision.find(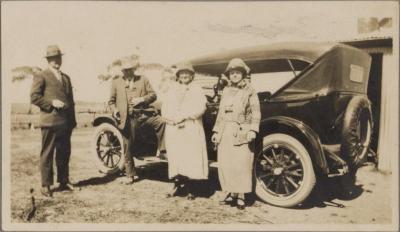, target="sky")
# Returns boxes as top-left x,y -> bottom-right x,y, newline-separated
2,1 -> 397,102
